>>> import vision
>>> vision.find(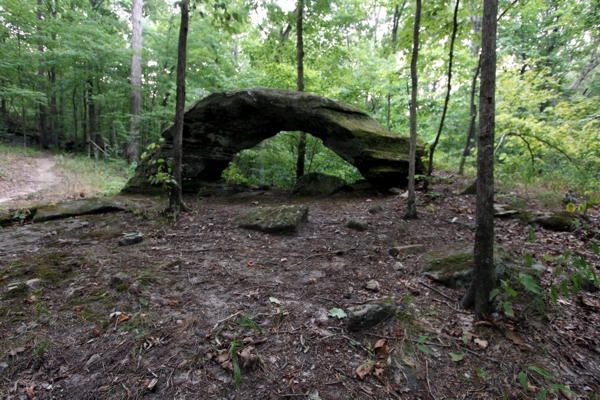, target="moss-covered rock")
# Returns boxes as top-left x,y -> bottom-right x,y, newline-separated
122,87 -> 426,194
421,244 -> 530,289
33,198 -> 124,223
292,172 -> 347,197
234,205 -> 309,235
347,297 -> 395,331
